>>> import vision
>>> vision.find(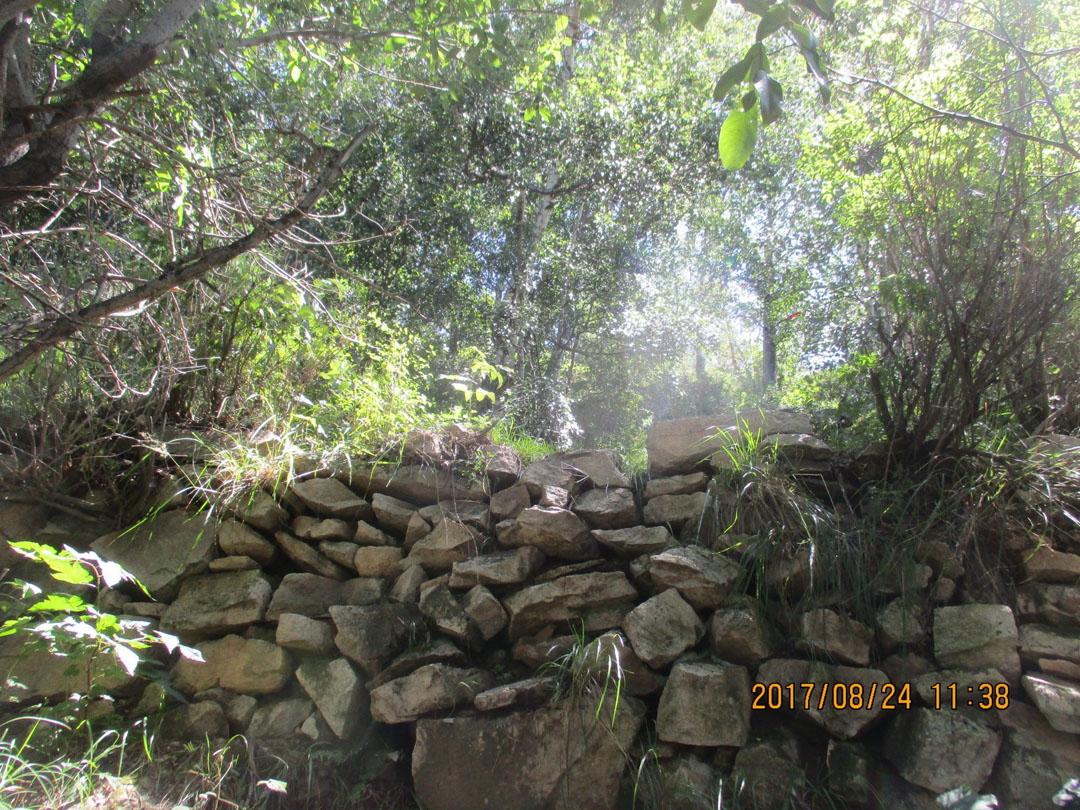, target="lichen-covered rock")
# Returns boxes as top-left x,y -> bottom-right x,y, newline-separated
572,488 -> 639,530
292,478 -> 374,521
353,545 -> 403,577
876,599 -> 927,651
797,609 -> 872,666
1019,623 -> 1080,665
369,664 -> 491,723
92,510 -> 217,601
160,569 -> 272,639
991,701 -> 1080,808
503,571 -> 638,639
419,580 -> 476,645
389,564 -> 426,603
296,657 -> 370,739
330,603 -> 422,676
473,677 -> 556,712
933,604 -> 1020,680
501,506 -> 599,560
657,660 -> 750,747
171,635 -> 292,695
411,691 -> 644,810
275,613 -> 336,655
622,589 -> 703,669
648,547 -> 739,609
883,708 -> 1000,794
